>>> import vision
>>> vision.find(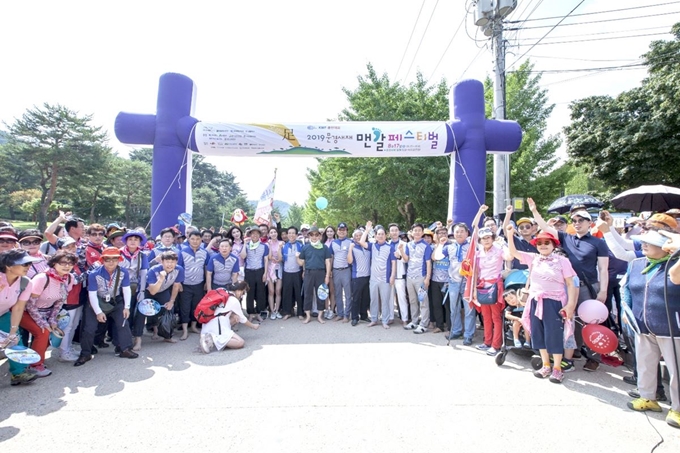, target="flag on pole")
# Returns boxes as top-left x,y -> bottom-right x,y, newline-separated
462,229 -> 481,312
253,170 -> 276,226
